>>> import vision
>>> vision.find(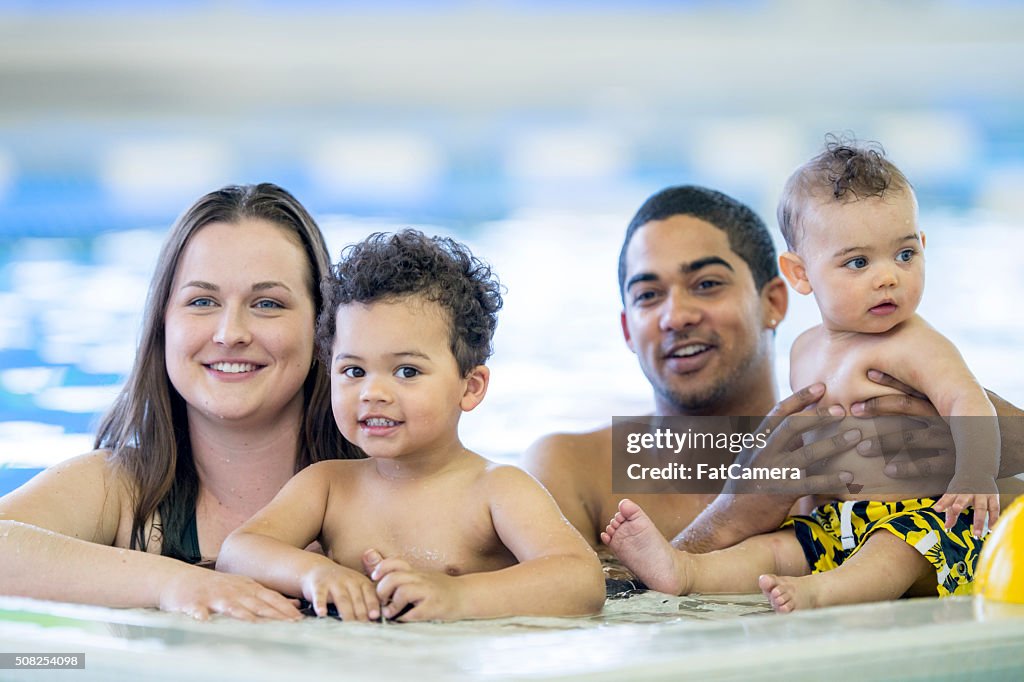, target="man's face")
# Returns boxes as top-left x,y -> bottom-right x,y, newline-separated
620,216 -> 774,414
